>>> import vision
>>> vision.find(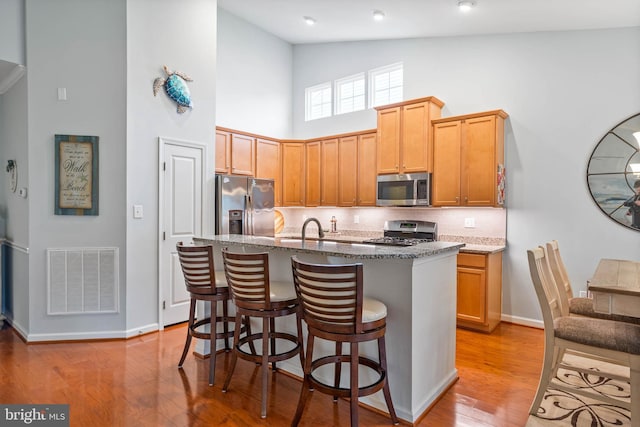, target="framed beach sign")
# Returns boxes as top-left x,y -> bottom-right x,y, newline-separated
54,134 -> 99,216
